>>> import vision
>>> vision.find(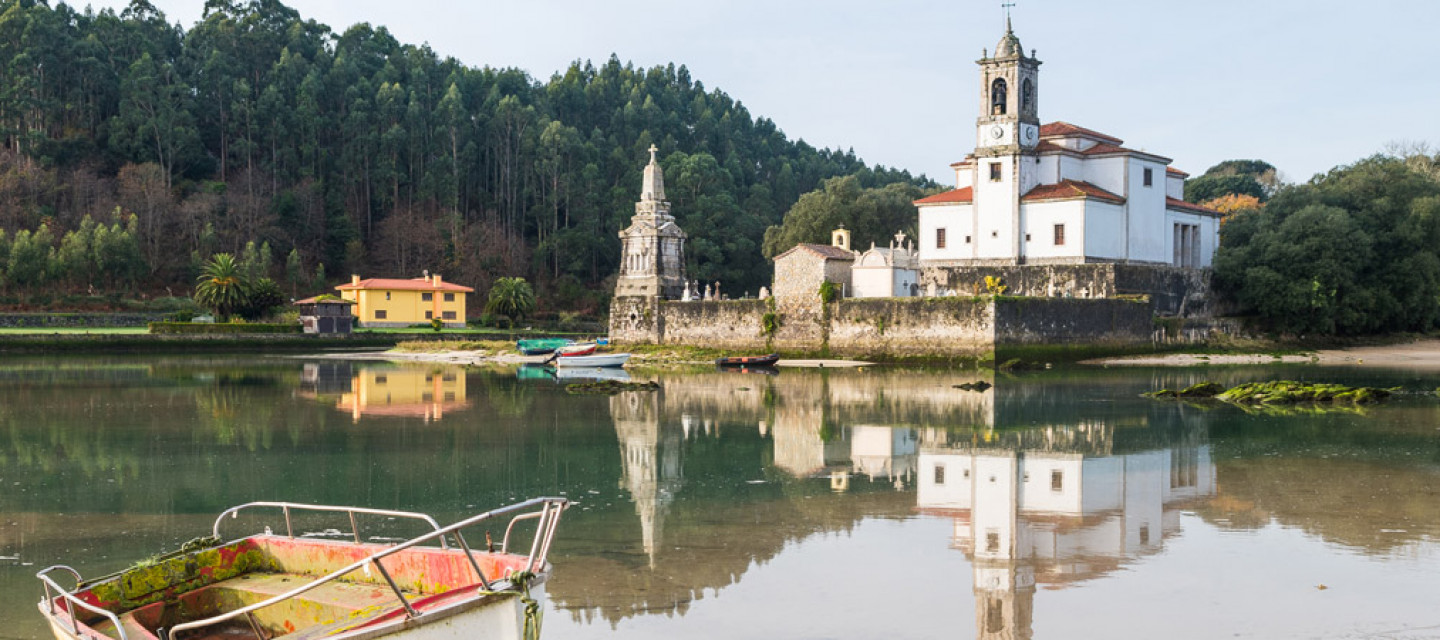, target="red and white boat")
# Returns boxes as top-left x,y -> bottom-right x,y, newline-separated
36,498 -> 568,640
553,342 -> 598,357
